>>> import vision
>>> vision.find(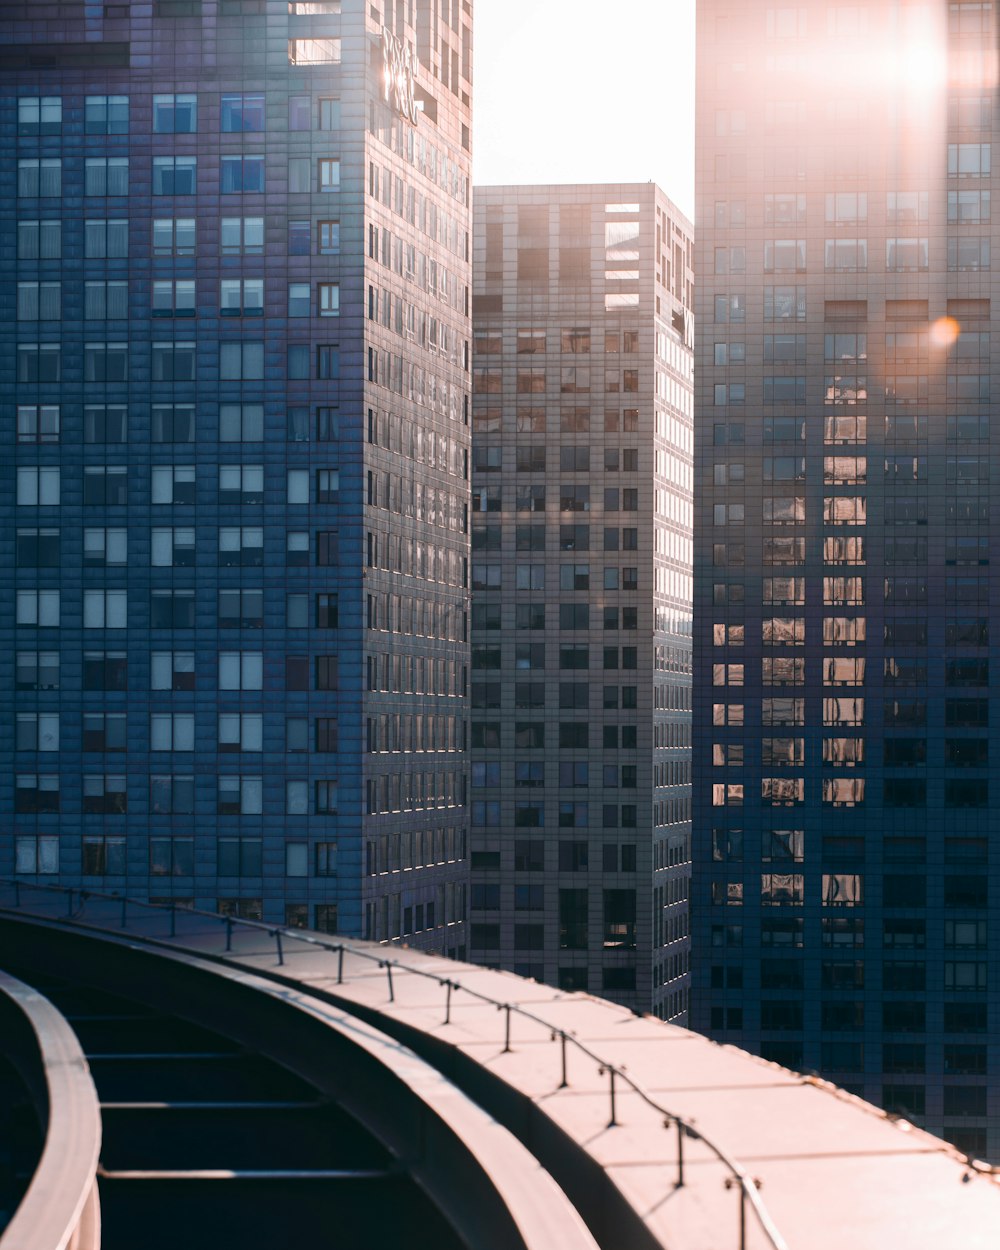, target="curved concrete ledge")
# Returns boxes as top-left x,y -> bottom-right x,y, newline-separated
0,919 -> 597,1250
0,970 -> 101,1250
